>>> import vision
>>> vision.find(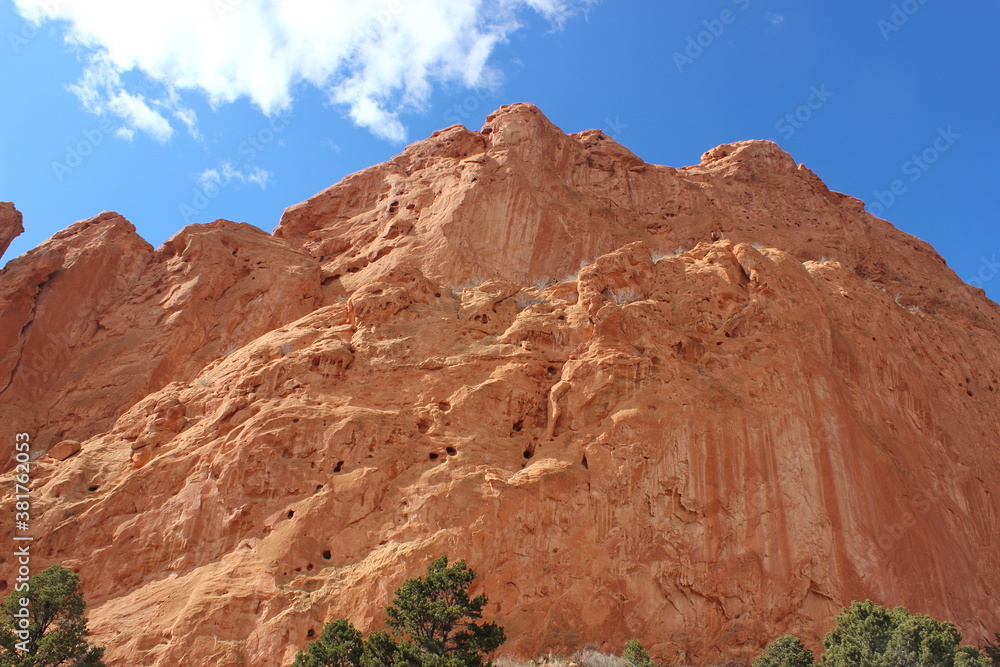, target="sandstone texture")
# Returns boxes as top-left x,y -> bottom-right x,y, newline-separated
0,202 -> 23,261
1,104 -> 998,666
